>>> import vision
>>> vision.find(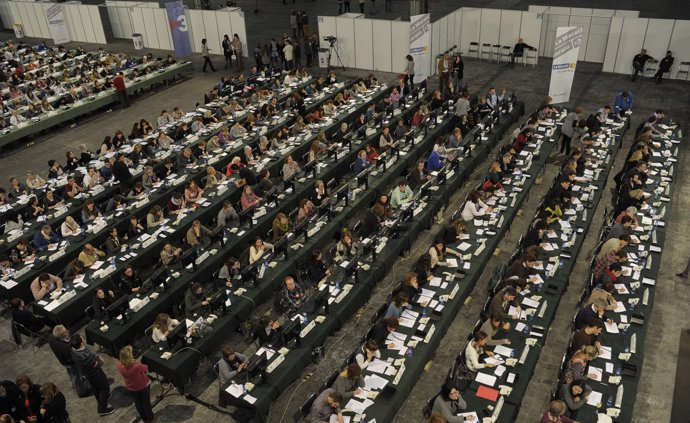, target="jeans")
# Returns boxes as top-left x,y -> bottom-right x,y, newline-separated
130,384 -> 155,422
85,369 -> 110,413
202,56 -> 215,72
